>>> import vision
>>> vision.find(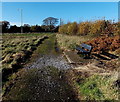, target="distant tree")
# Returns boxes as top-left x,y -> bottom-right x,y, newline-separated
30,25 -> 37,32
23,24 -> 30,33
9,25 -> 20,33
30,25 -> 42,32
1,21 -> 10,33
41,25 -> 49,32
43,17 -> 58,31
43,17 -> 58,26
52,26 -> 59,32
